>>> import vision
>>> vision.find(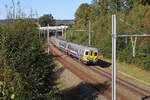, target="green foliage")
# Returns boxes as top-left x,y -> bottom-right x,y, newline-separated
0,81 -> 15,100
75,3 -> 91,28
19,53 -> 58,99
0,67 -> 22,100
144,6 -> 150,33
0,19 -> 59,99
72,0 -> 150,70
0,23 -> 5,33
0,20 -> 40,68
140,0 -> 150,5
142,55 -> 150,69
39,14 -> 56,27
